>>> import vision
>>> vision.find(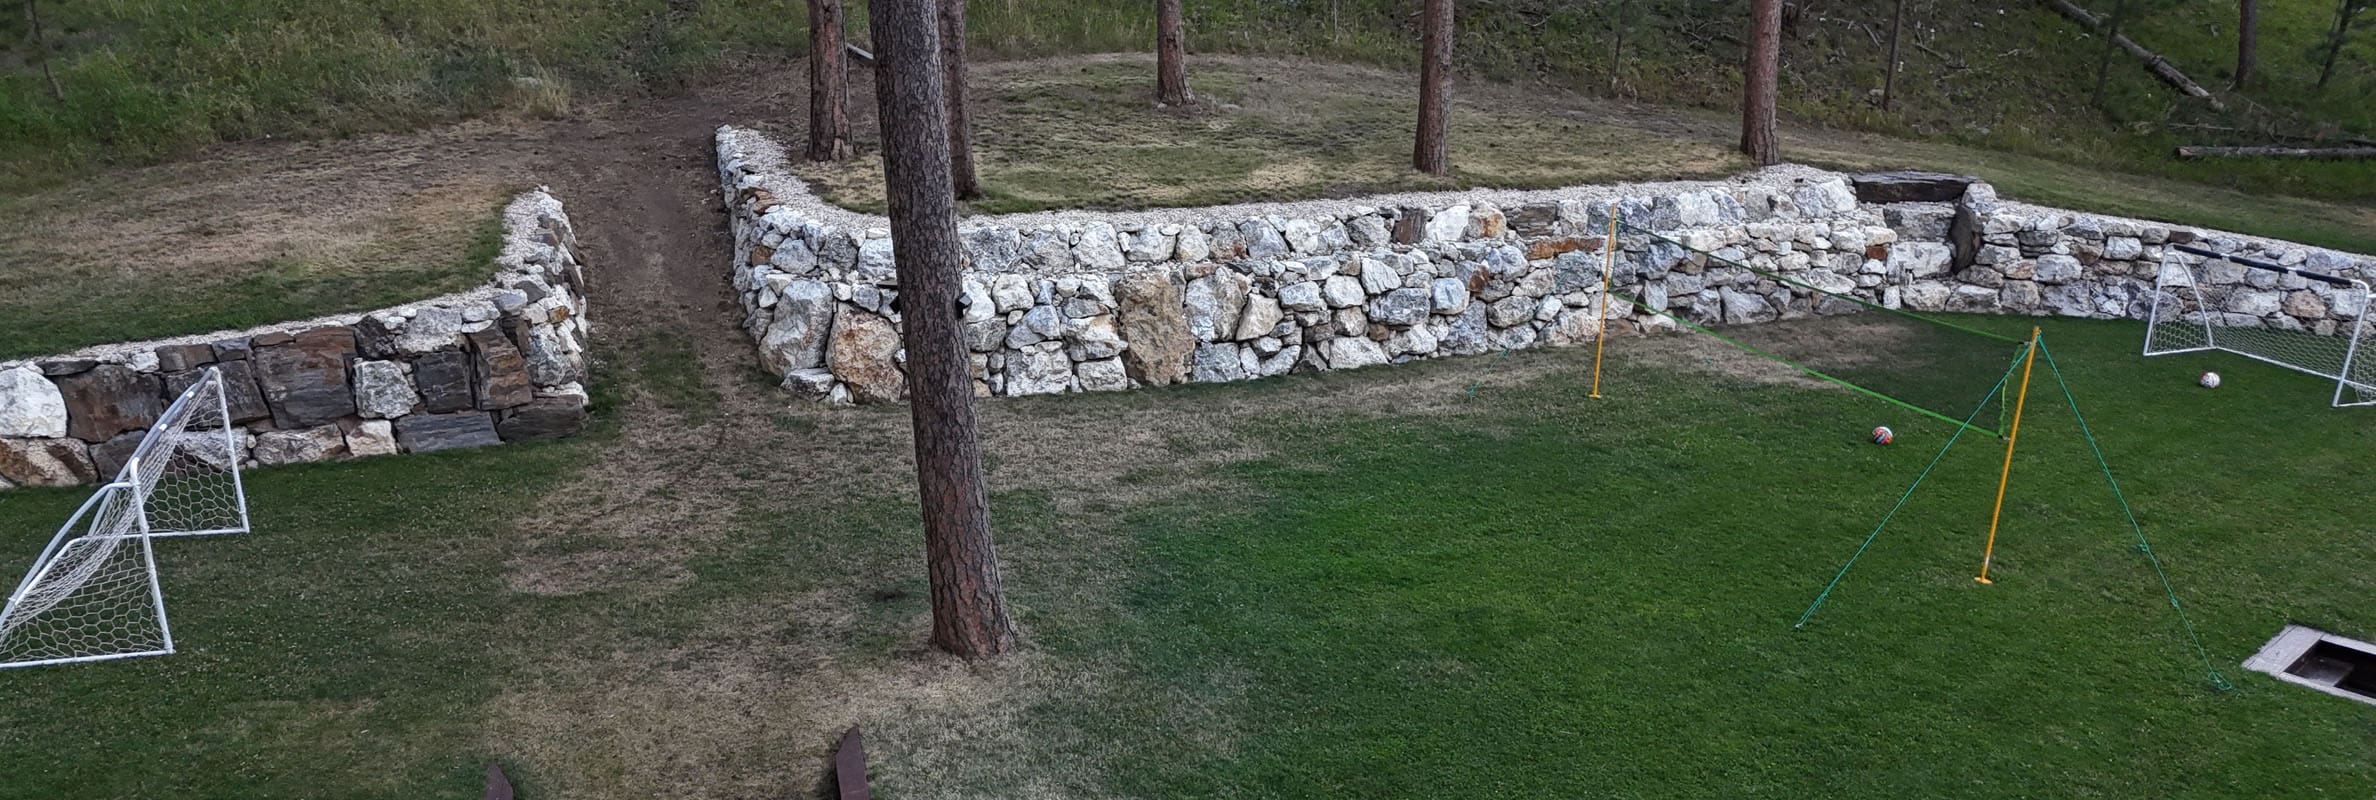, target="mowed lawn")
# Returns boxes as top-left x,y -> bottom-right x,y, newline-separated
0,317 -> 2371,798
